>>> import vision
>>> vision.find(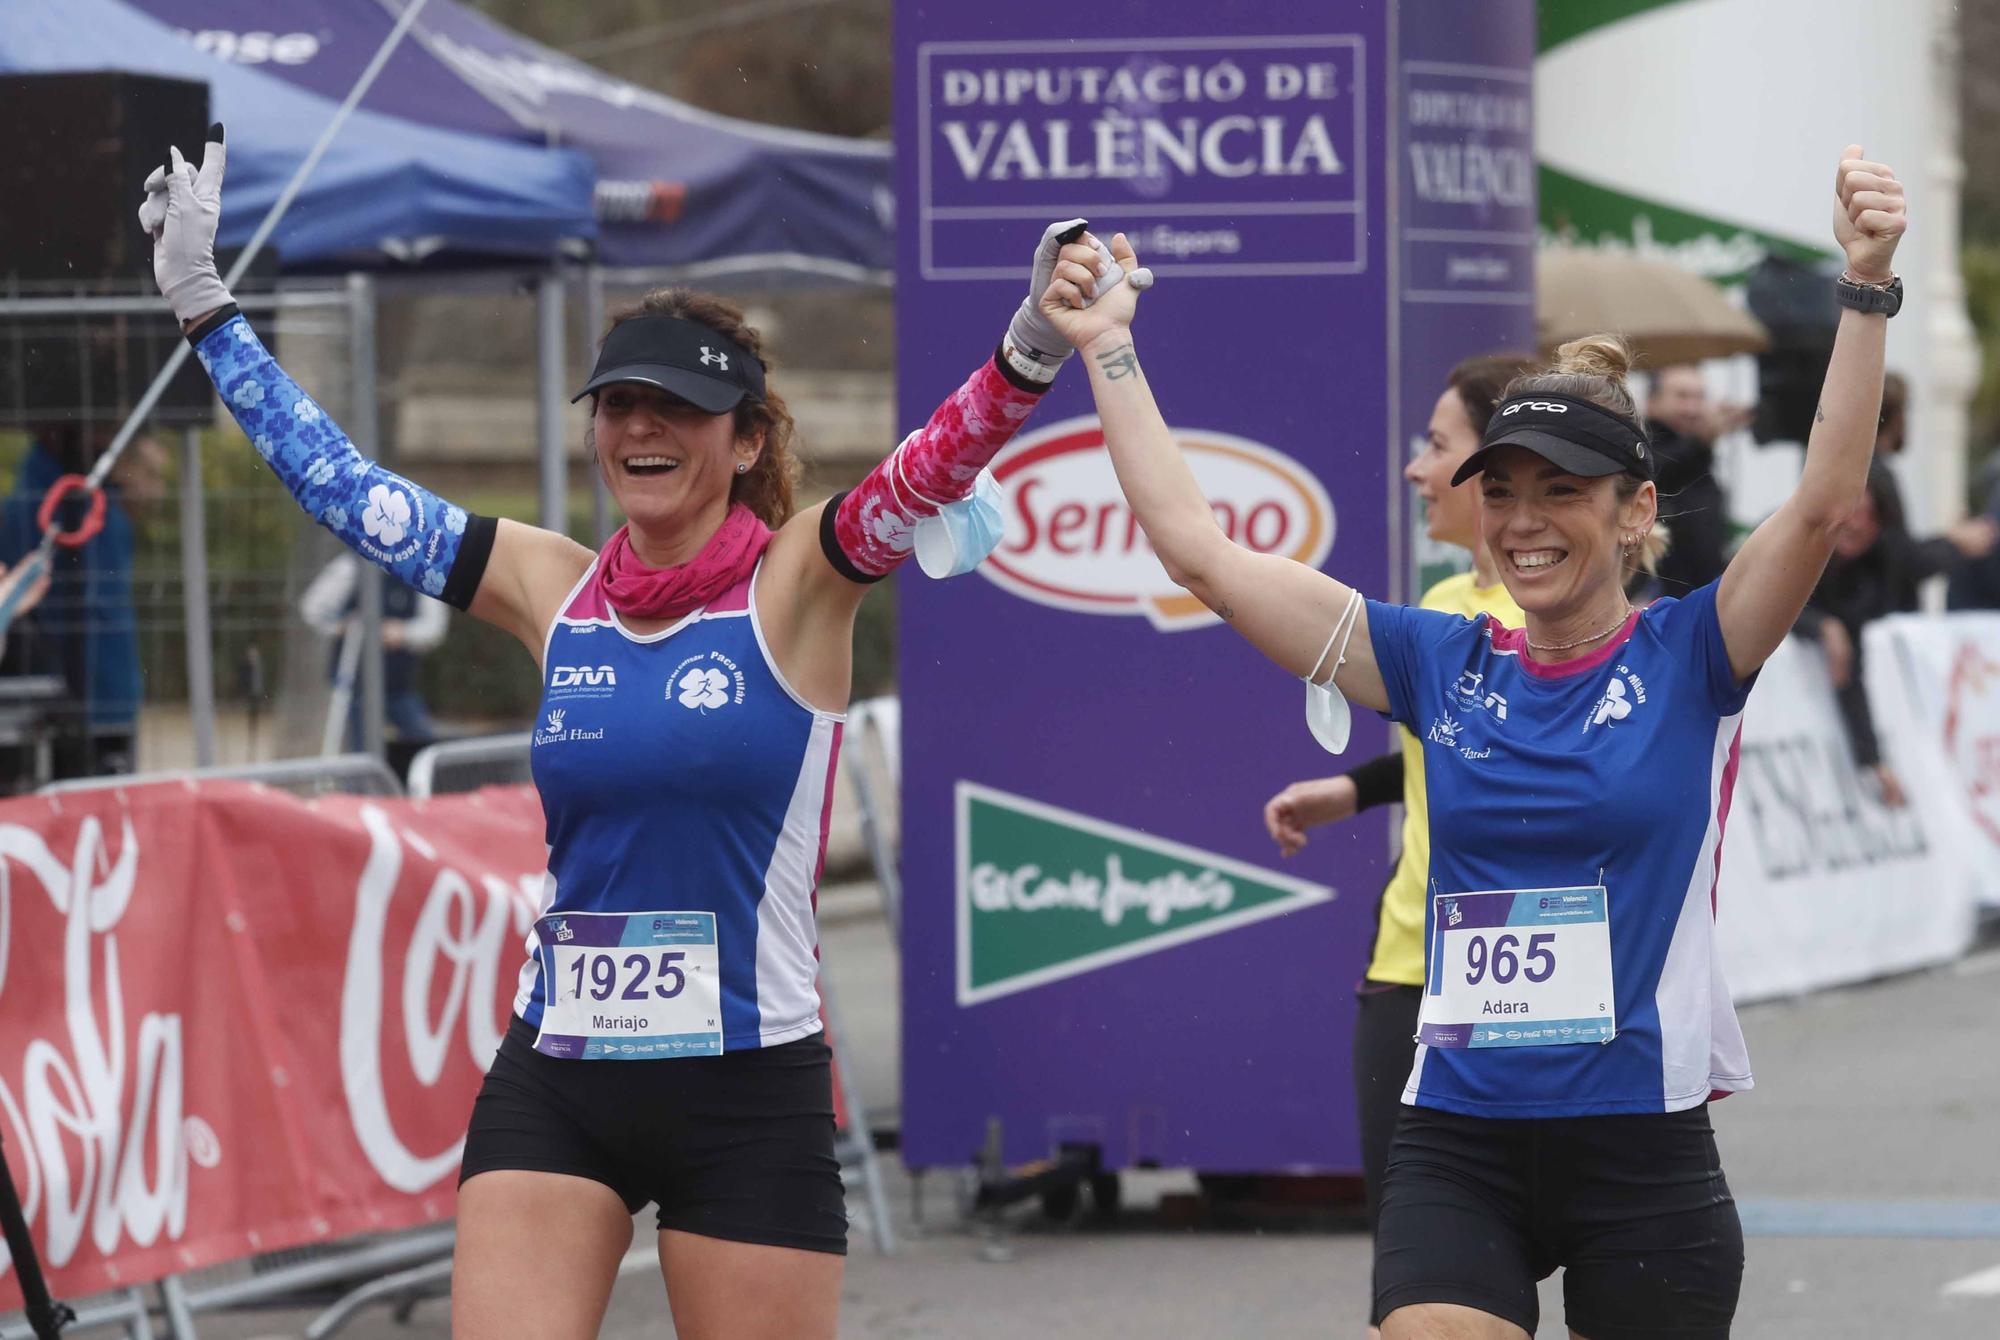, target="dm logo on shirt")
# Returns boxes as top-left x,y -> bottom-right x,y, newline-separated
549,665 -> 618,699
1451,670 -> 1508,722
670,651 -> 747,713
